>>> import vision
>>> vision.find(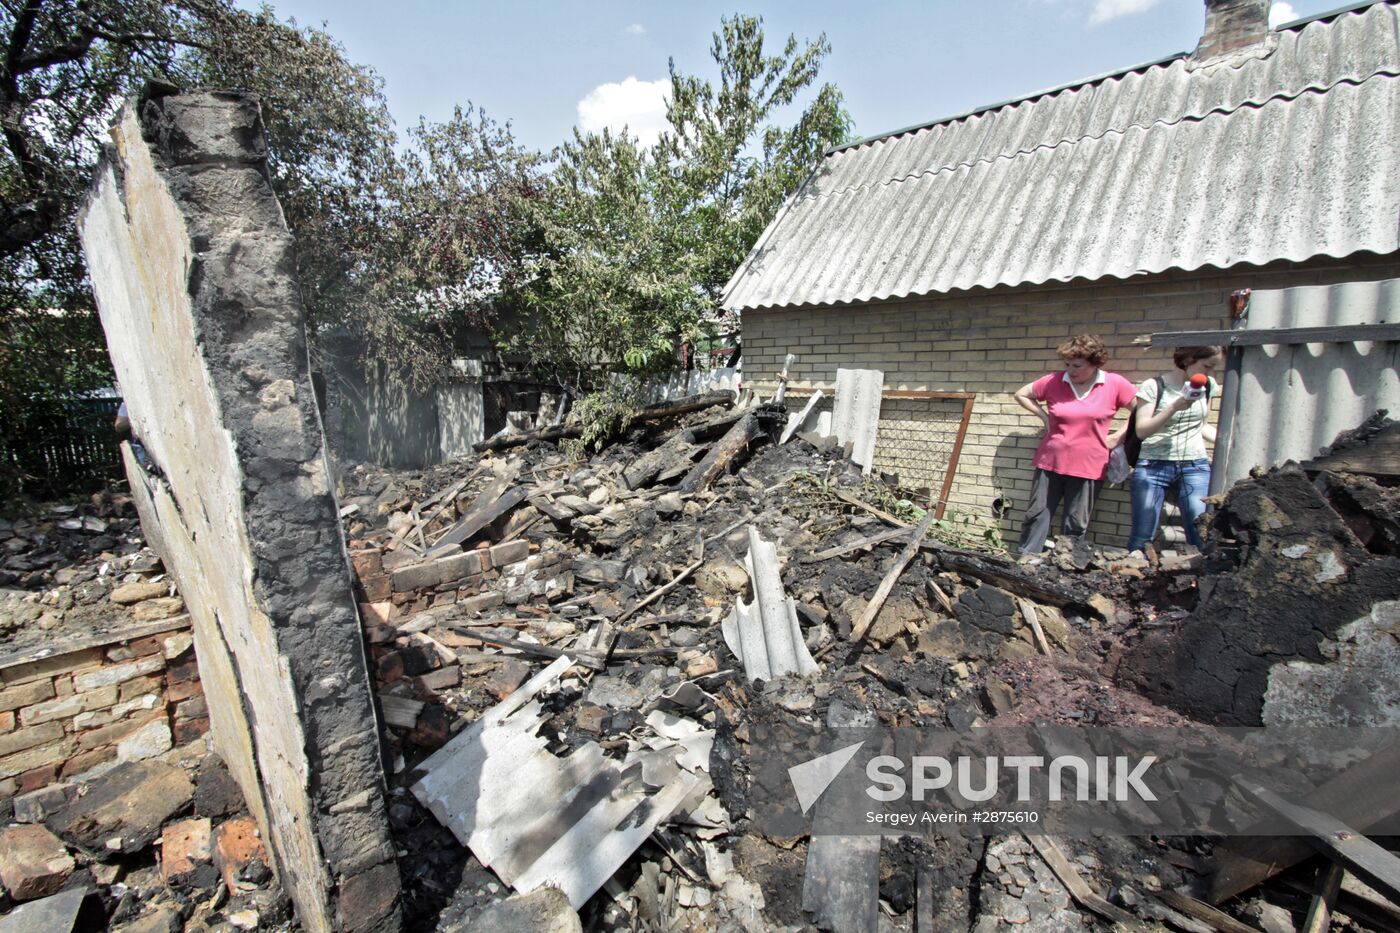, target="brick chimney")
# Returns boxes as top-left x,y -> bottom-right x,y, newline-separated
1194,0 -> 1272,61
